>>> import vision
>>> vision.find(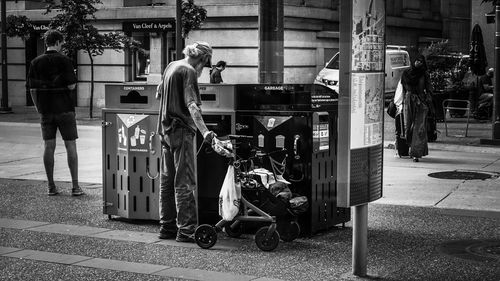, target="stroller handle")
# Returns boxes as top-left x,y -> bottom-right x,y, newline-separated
227,134 -> 253,140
